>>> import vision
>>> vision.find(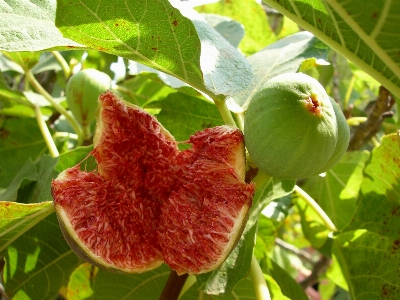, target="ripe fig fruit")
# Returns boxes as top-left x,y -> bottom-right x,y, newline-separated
52,91 -> 254,274
244,72 -> 341,179
315,97 -> 350,173
66,68 -> 112,128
